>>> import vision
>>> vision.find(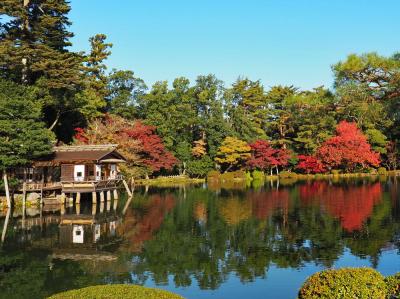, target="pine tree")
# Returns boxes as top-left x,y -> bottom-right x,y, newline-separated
77,34 -> 113,120
0,0 -> 83,139
0,79 -> 54,206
